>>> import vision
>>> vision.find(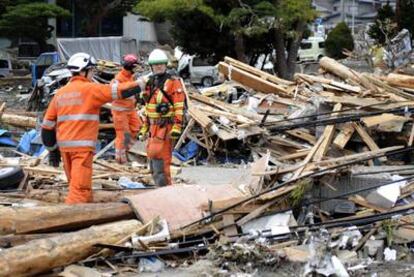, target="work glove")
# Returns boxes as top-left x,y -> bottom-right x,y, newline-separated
170,124 -> 182,140
138,124 -> 149,141
49,149 -> 61,167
